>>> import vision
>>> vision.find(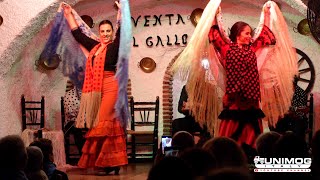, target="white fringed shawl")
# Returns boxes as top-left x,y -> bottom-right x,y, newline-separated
258,2 -> 298,127
171,0 -> 222,135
